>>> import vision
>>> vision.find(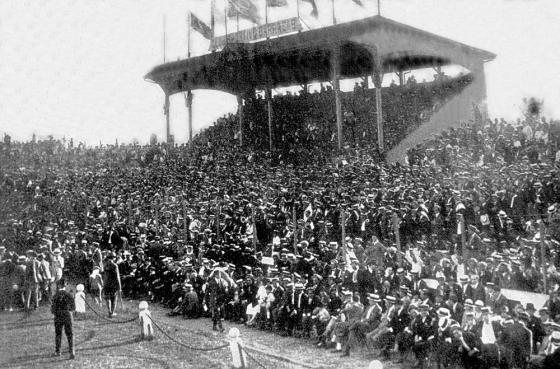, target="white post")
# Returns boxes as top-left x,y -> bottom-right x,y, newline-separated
228,328 -> 246,368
